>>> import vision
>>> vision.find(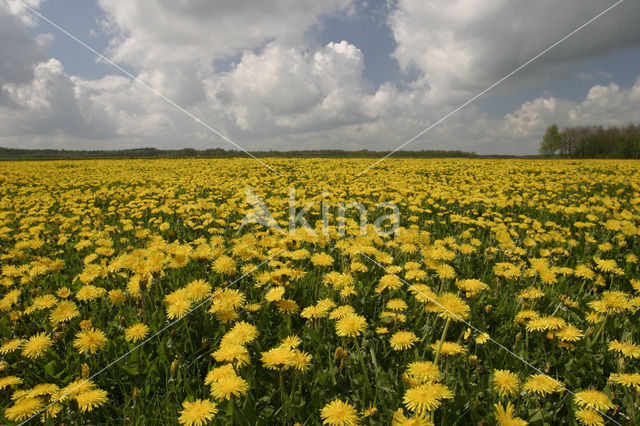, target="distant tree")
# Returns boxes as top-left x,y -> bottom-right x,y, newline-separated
538,123 -> 640,158
539,124 -> 562,156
